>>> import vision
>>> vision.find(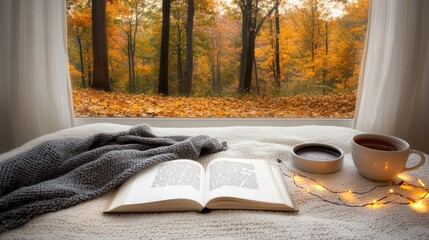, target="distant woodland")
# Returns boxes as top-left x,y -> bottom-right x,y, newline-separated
67,0 -> 368,97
